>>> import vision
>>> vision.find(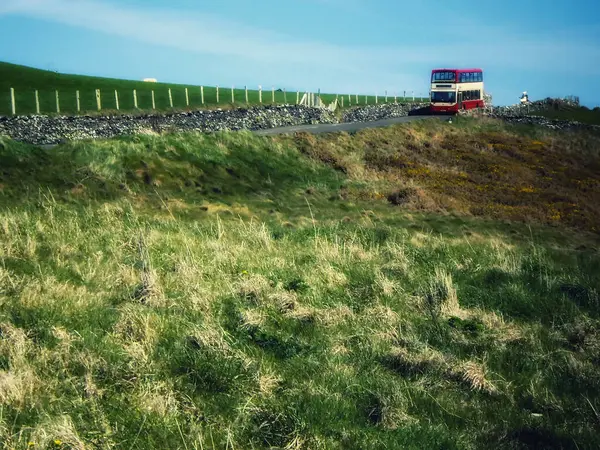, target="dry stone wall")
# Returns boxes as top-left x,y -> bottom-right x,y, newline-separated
0,103 -> 429,145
